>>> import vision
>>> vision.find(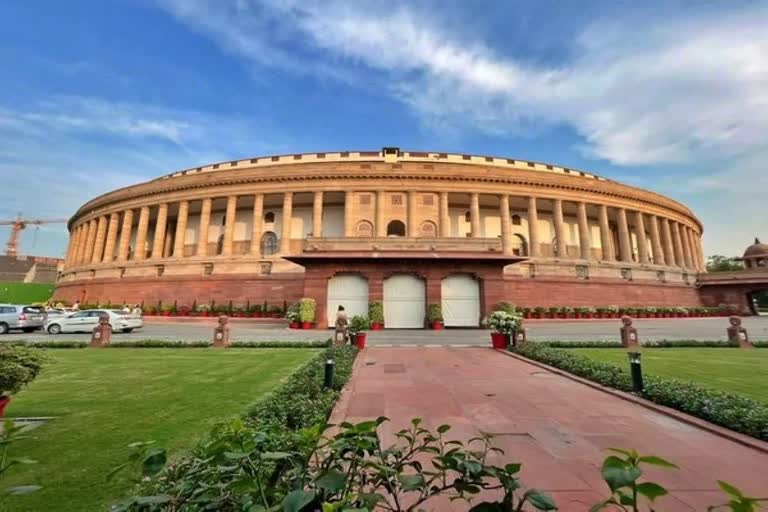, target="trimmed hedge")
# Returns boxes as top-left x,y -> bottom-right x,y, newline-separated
2,340 -> 330,349
543,339 -> 767,348
542,341 -> 623,348
230,340 -> 330,348
514,343 -> 768,441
